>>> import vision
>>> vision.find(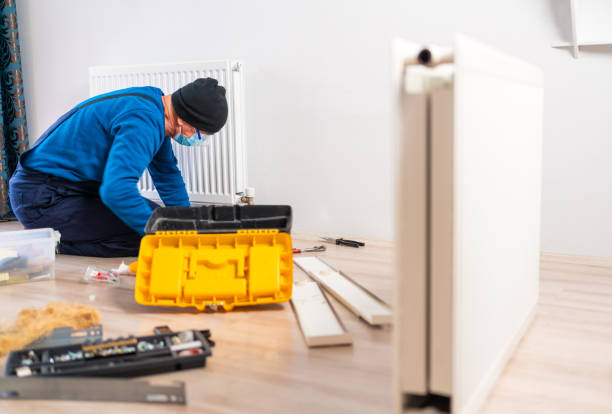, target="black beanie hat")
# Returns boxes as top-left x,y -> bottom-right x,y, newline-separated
171,78 -> 228,134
